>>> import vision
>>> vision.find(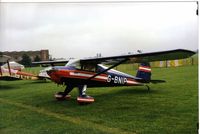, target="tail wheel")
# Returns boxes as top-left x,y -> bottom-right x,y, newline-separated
145,85 -> 150,91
